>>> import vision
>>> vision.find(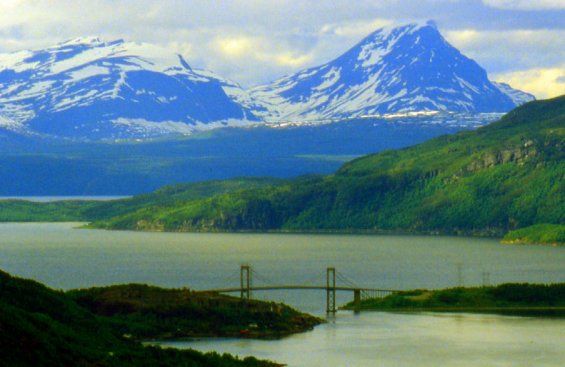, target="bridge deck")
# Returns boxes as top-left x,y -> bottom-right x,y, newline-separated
195,285 -> 402,293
